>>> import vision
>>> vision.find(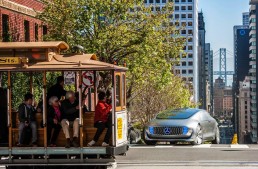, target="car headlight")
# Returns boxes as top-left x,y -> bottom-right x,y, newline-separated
183,126 -> 193,135
149,126 -> 154,134
183,126 -> 188,135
